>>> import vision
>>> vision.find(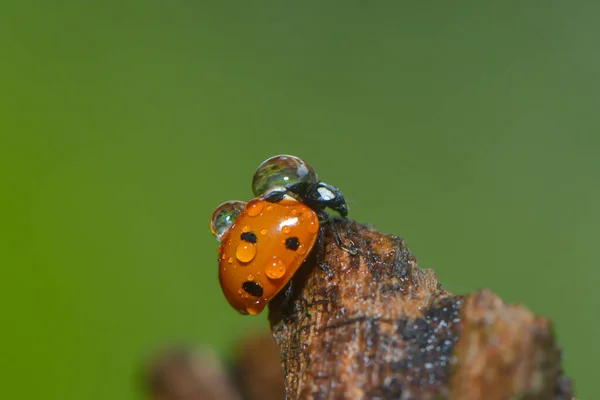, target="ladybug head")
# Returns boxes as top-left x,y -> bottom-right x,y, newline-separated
304,182 -> 348,218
